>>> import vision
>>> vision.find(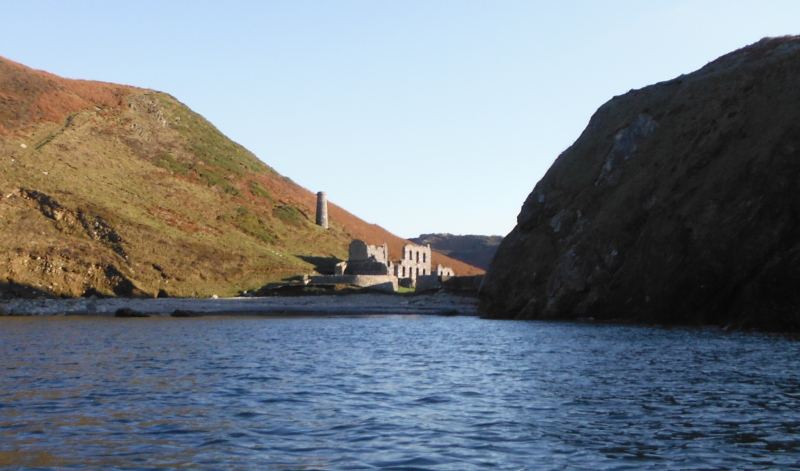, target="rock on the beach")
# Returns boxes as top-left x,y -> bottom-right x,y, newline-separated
170,309 -> 203,317
114,308 -> 150,318
480,36 -> 800,330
